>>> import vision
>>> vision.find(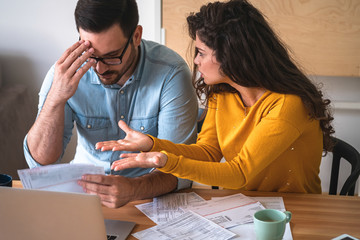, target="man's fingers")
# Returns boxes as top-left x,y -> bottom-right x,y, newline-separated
61,40 -> 91,69
57,41 -> 94,83
73,57 -> 95,80
81,174 -> 113,185
66,49 -> 95,81
78,175 -> 129,208
81,182 -> 110,195
81,186 -> 118,208
101,200 -> 117,209
57,40 -> 84,65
